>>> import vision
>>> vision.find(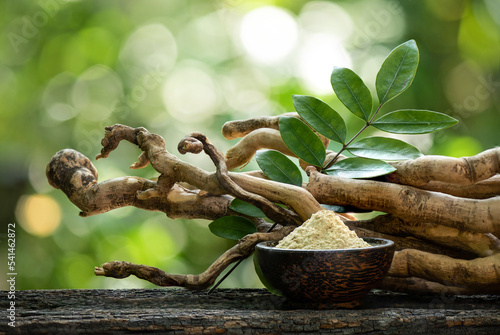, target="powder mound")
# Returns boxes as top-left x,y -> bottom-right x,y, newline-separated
276,210 -> 370,250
